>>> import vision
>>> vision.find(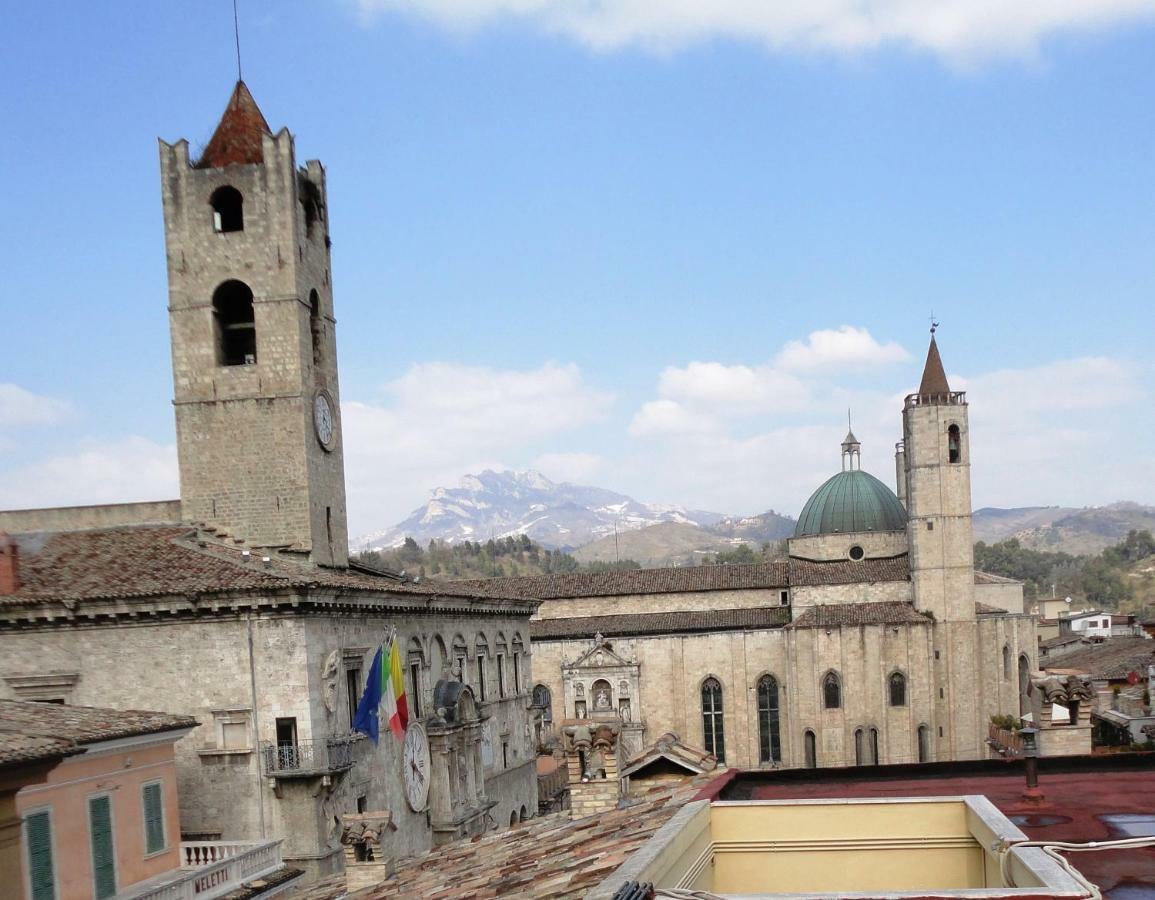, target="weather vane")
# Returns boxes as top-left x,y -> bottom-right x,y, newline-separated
233,0 -> 243,82
929,311 -> 939,335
